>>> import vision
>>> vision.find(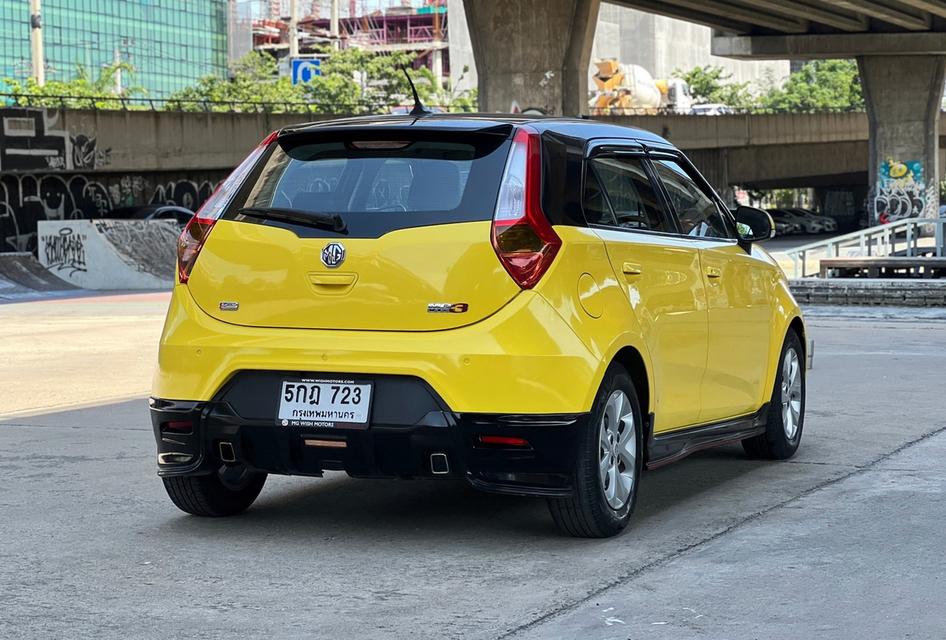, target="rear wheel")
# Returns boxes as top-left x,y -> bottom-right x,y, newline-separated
162,465 -> 266,517
743,330 -> 805,460
548,365 -> 643,538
